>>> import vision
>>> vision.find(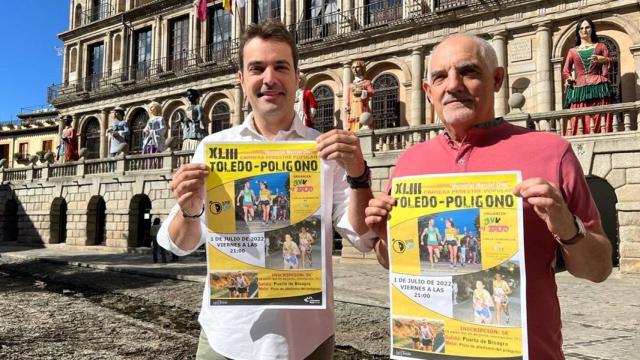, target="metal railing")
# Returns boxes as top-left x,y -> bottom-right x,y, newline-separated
434,0 -> 480,12
290,1 -> 424,44
76,2 -> 117,27
48,40 -> 239,103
